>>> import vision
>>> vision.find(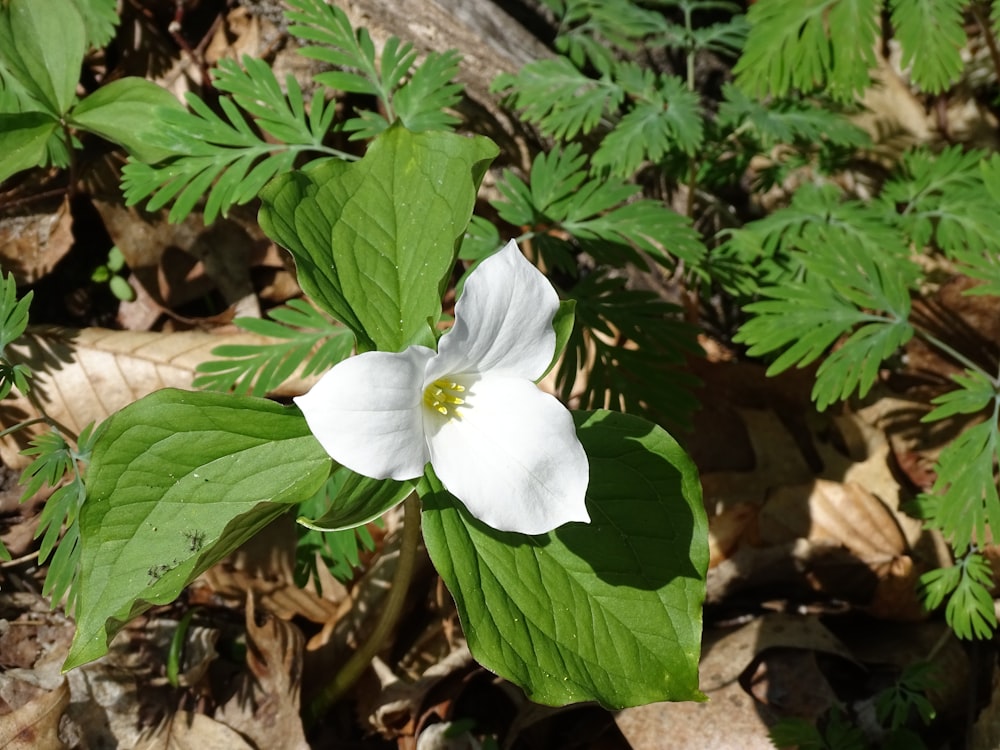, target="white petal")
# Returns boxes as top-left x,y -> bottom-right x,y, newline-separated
295,346 -> 434,480
425,376 -> 590,534
433,240 -> 557,381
